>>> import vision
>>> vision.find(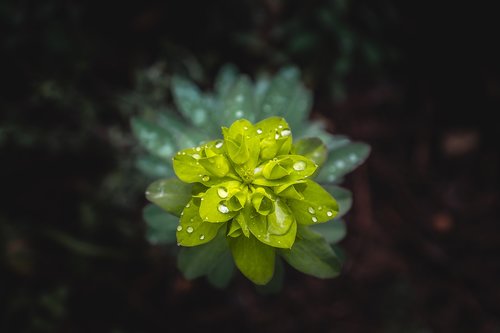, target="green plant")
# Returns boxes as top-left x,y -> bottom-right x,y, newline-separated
130,64 -> 370,288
